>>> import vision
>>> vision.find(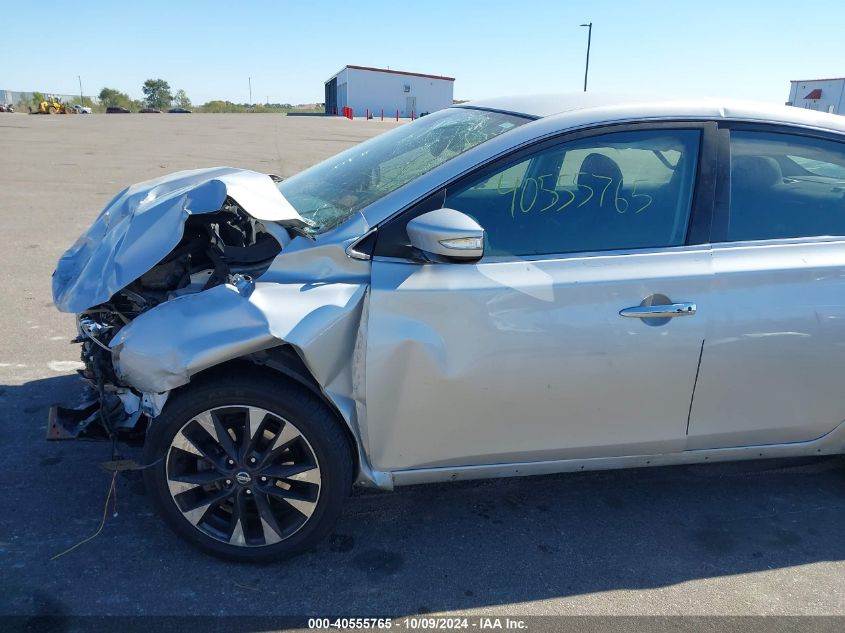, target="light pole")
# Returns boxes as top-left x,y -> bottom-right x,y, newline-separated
580,22 -> 592,92
78,75 -> 83,103
248,76 -> 252,108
